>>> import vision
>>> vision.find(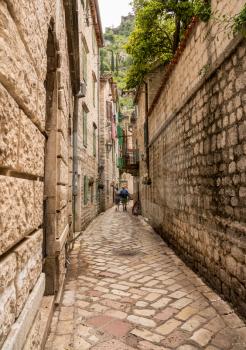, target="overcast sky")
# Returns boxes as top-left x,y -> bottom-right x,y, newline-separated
98,0 -> 133,31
